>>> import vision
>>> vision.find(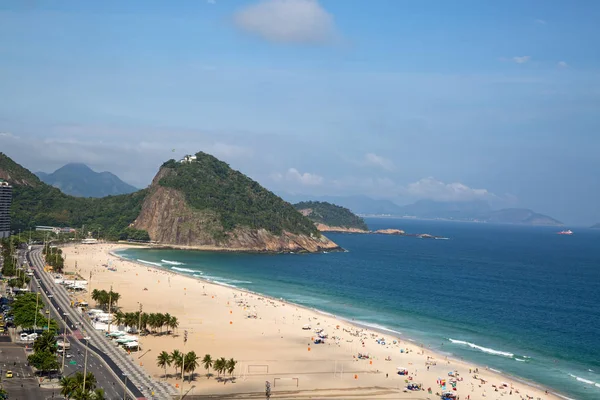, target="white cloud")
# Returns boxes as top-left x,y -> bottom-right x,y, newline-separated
273,168 -> 323,185
364,153 -> 394,171
405,177 -> 496,202
233,0 -> 336,44
512,56 -> 531,64
534,19 -> 547,24
557,61 -> 568,68
207,0 -> 216,4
